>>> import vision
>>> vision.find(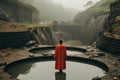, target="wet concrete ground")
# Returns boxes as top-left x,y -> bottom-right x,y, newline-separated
0,46 -> 120,80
